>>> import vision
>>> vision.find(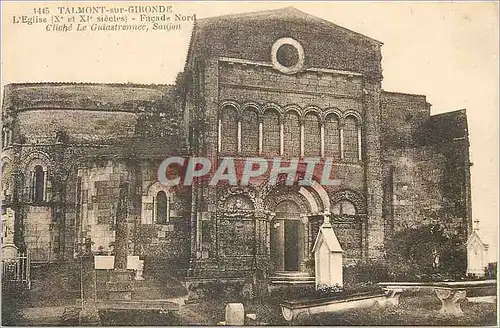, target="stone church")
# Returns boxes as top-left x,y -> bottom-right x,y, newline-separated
1,8 -> 472,283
